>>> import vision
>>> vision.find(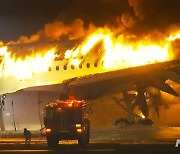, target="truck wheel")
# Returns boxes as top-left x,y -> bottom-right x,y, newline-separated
47,136 -> 59,148
78,123 -> 90,146
78,136 -> 84,146
85,124 -> 90,144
